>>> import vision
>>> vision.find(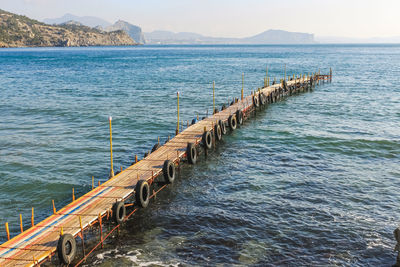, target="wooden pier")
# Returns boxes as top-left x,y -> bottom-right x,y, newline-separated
0,71 -> 332,266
